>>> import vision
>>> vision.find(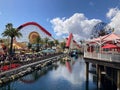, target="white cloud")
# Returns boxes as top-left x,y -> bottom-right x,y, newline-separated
51,60 -> 86,85
50,13 -> 101,41
107,7 -> 120,34
51,60 -> 95,86
106,8 -> 119,19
